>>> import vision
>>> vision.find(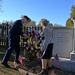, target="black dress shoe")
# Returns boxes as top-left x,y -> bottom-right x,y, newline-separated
47,67 -> 52,70
1,62 -> 10,68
